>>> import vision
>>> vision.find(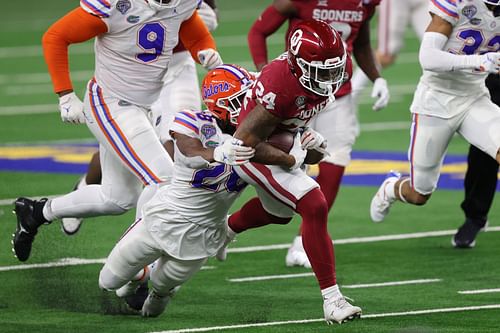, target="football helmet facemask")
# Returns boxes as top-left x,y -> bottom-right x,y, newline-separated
287,20 -> 347,97
201,64 -> 255,127
146,0 -> 181,11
